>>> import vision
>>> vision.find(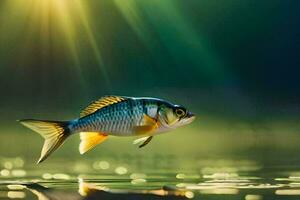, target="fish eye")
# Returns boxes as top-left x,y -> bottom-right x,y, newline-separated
175,108 -> 185,117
